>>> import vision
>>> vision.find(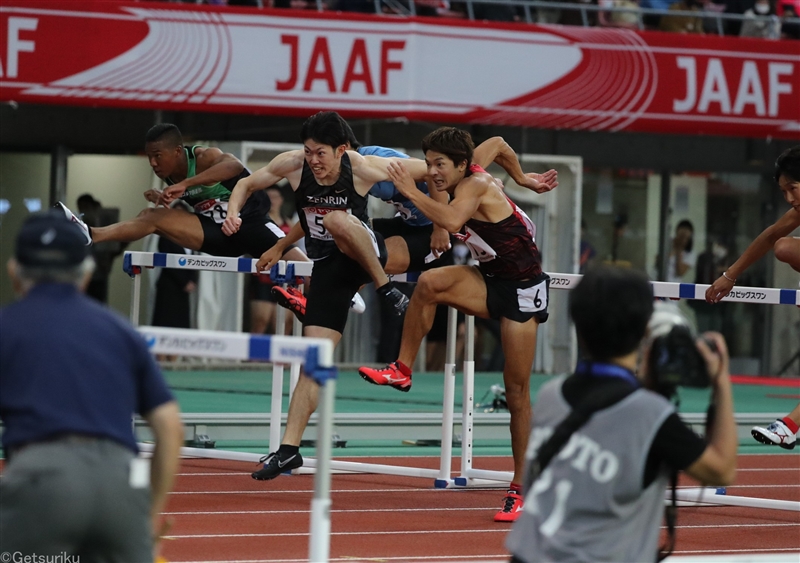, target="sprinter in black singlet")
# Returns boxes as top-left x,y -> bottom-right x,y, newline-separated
223,111 -> 432,481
